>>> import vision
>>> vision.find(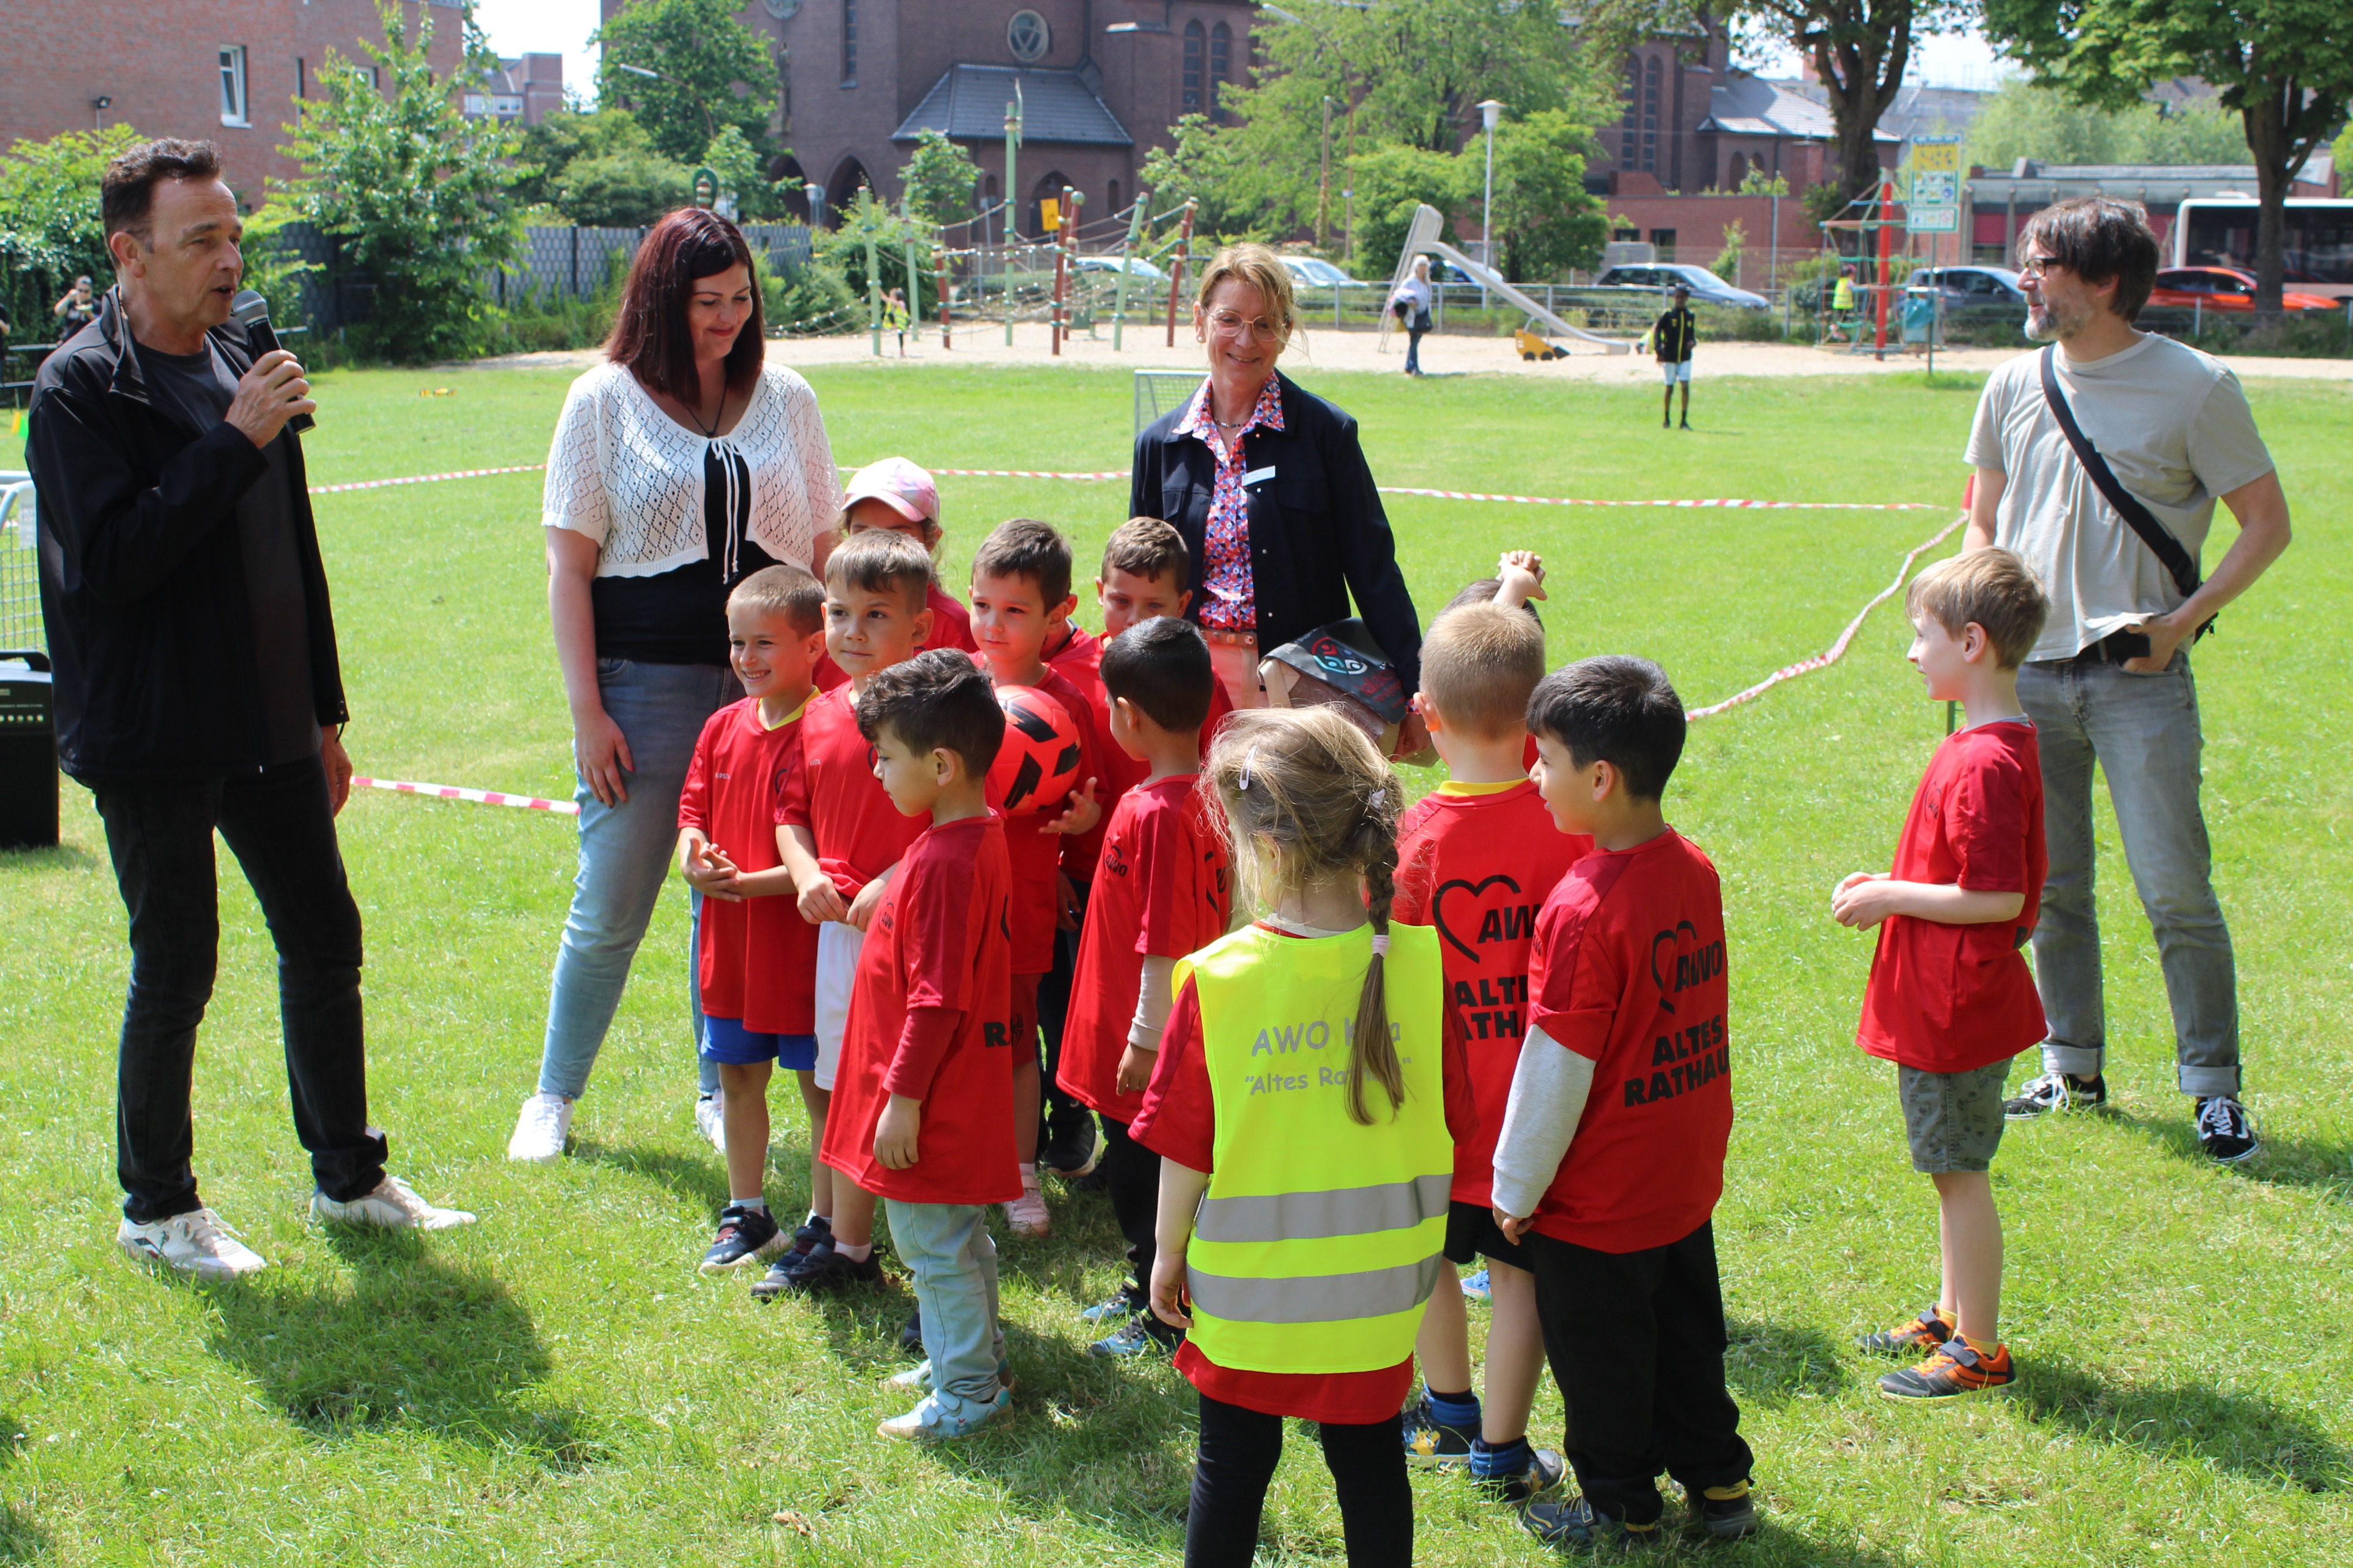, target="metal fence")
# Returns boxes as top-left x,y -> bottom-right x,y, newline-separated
486,223 -> 816,310
0,476 -> 41,657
